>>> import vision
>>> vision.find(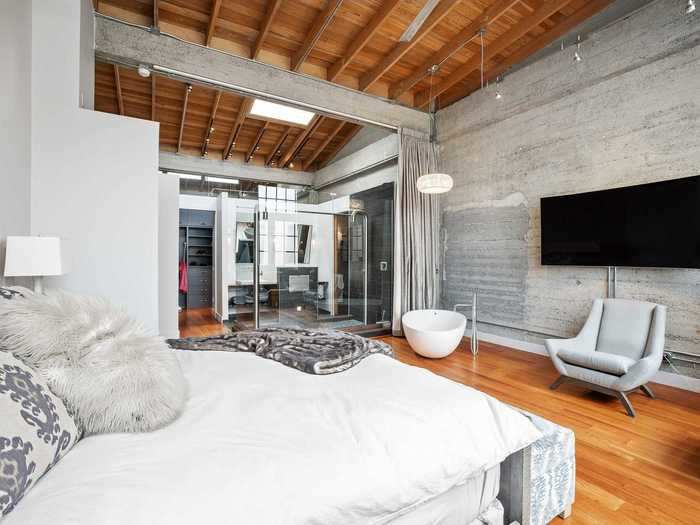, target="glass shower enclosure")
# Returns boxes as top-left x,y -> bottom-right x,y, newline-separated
236,187 -> 370,332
